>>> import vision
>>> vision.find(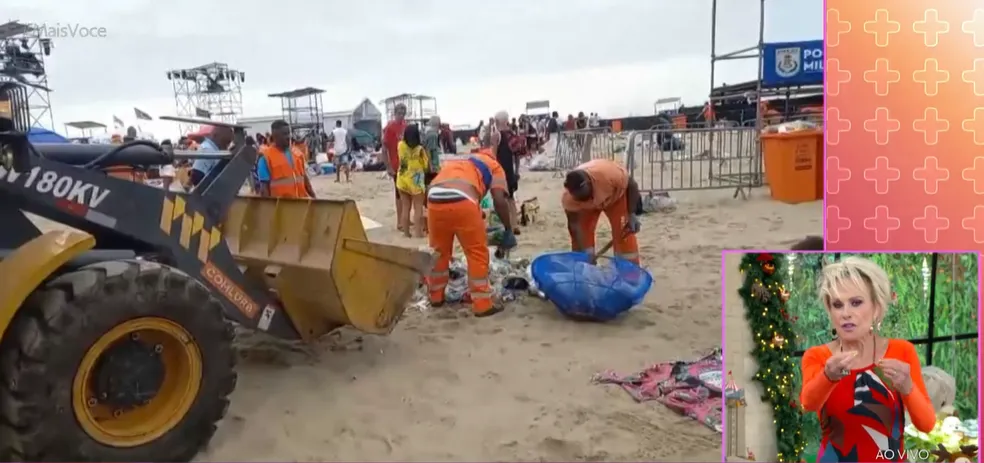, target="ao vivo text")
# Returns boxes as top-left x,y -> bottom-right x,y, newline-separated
875,448 -> 932,462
